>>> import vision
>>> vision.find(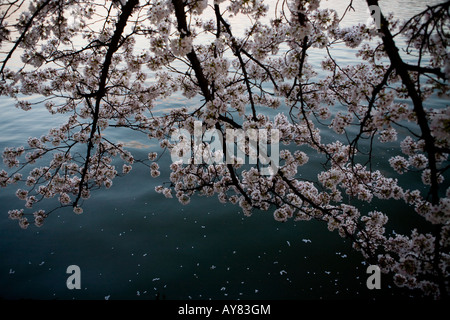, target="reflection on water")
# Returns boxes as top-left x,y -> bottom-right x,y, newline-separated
0,0 -> 445,300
